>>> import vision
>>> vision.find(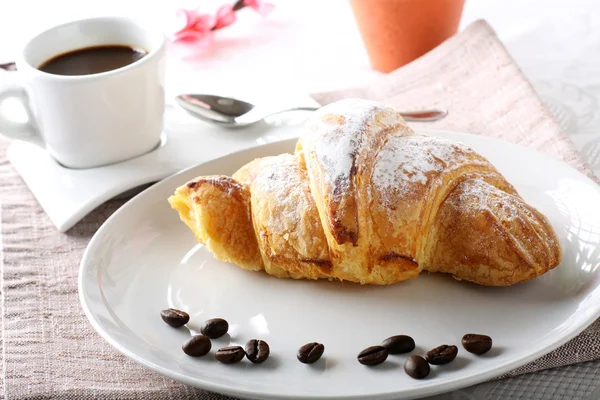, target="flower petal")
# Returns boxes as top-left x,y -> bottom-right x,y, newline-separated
172,30 -> 214,48
214,4 -> 237,29
175,8 -> 197,31
243,0 -> 275,16
173,8 -> 215,36
191,13 -> 216,31
256,2 -> 275,16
